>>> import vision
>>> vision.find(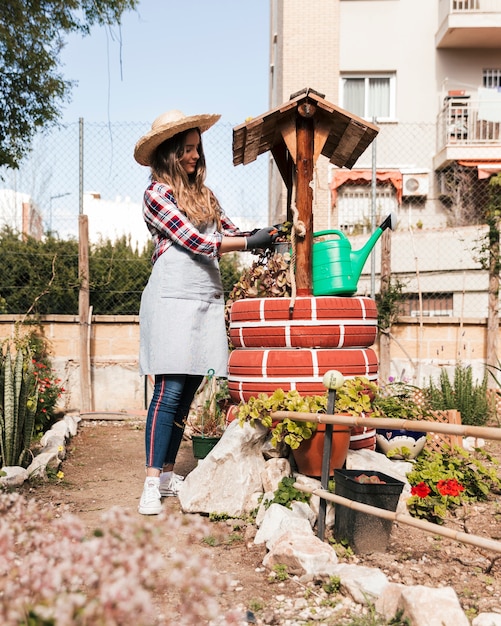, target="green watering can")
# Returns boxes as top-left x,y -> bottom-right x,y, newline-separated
312,213 -> 396,297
